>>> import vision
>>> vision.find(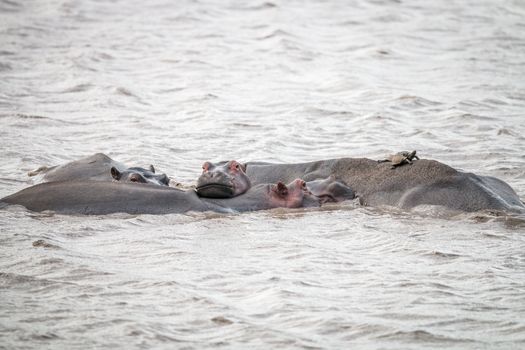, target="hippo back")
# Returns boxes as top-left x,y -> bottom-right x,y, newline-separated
30,153 -> 127,183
